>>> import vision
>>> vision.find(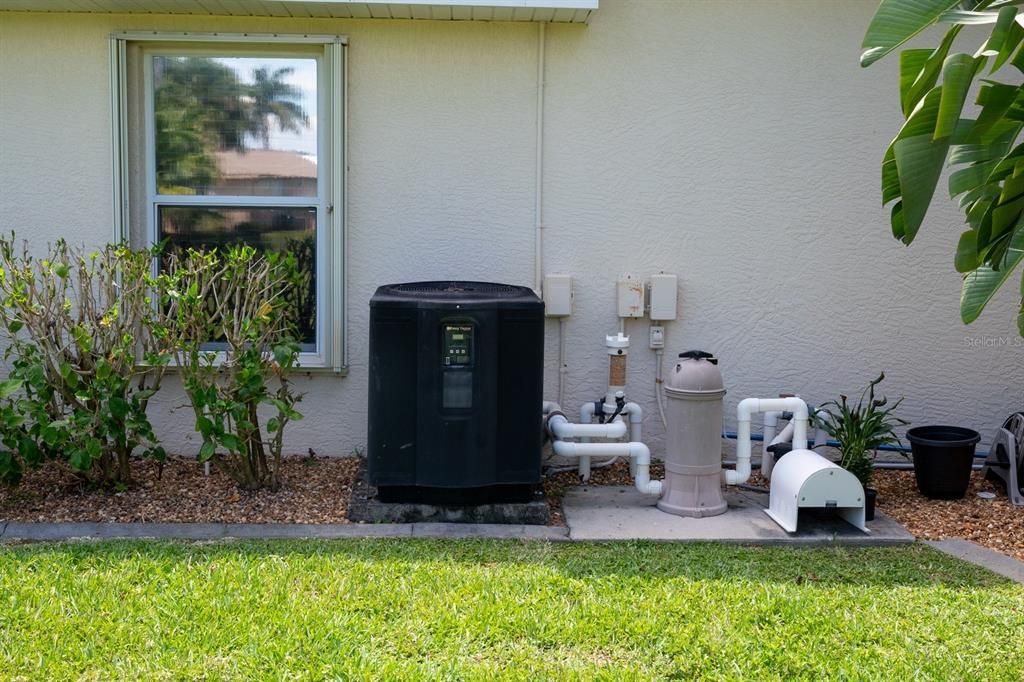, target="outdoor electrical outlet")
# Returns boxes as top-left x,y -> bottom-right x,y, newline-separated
649,325 -> 665,349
